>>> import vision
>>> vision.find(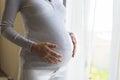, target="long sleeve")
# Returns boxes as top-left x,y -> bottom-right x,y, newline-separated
63,0 -> 66,7
0,0 -> 34,51
62,0 -> 72,32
